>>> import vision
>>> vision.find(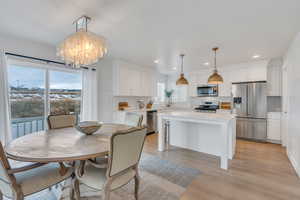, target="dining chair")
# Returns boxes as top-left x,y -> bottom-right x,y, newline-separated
72,126 -> 147,200
47,114 -> 76,129
87,112 -> 144,168
0,142 -> 73,200
124,112 -> 143,127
